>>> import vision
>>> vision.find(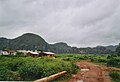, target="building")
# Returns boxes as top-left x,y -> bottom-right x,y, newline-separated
27,51 -> 55,58
40,52 -> 55,57
27,51 -> 39,57
1,50 -> 16,56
